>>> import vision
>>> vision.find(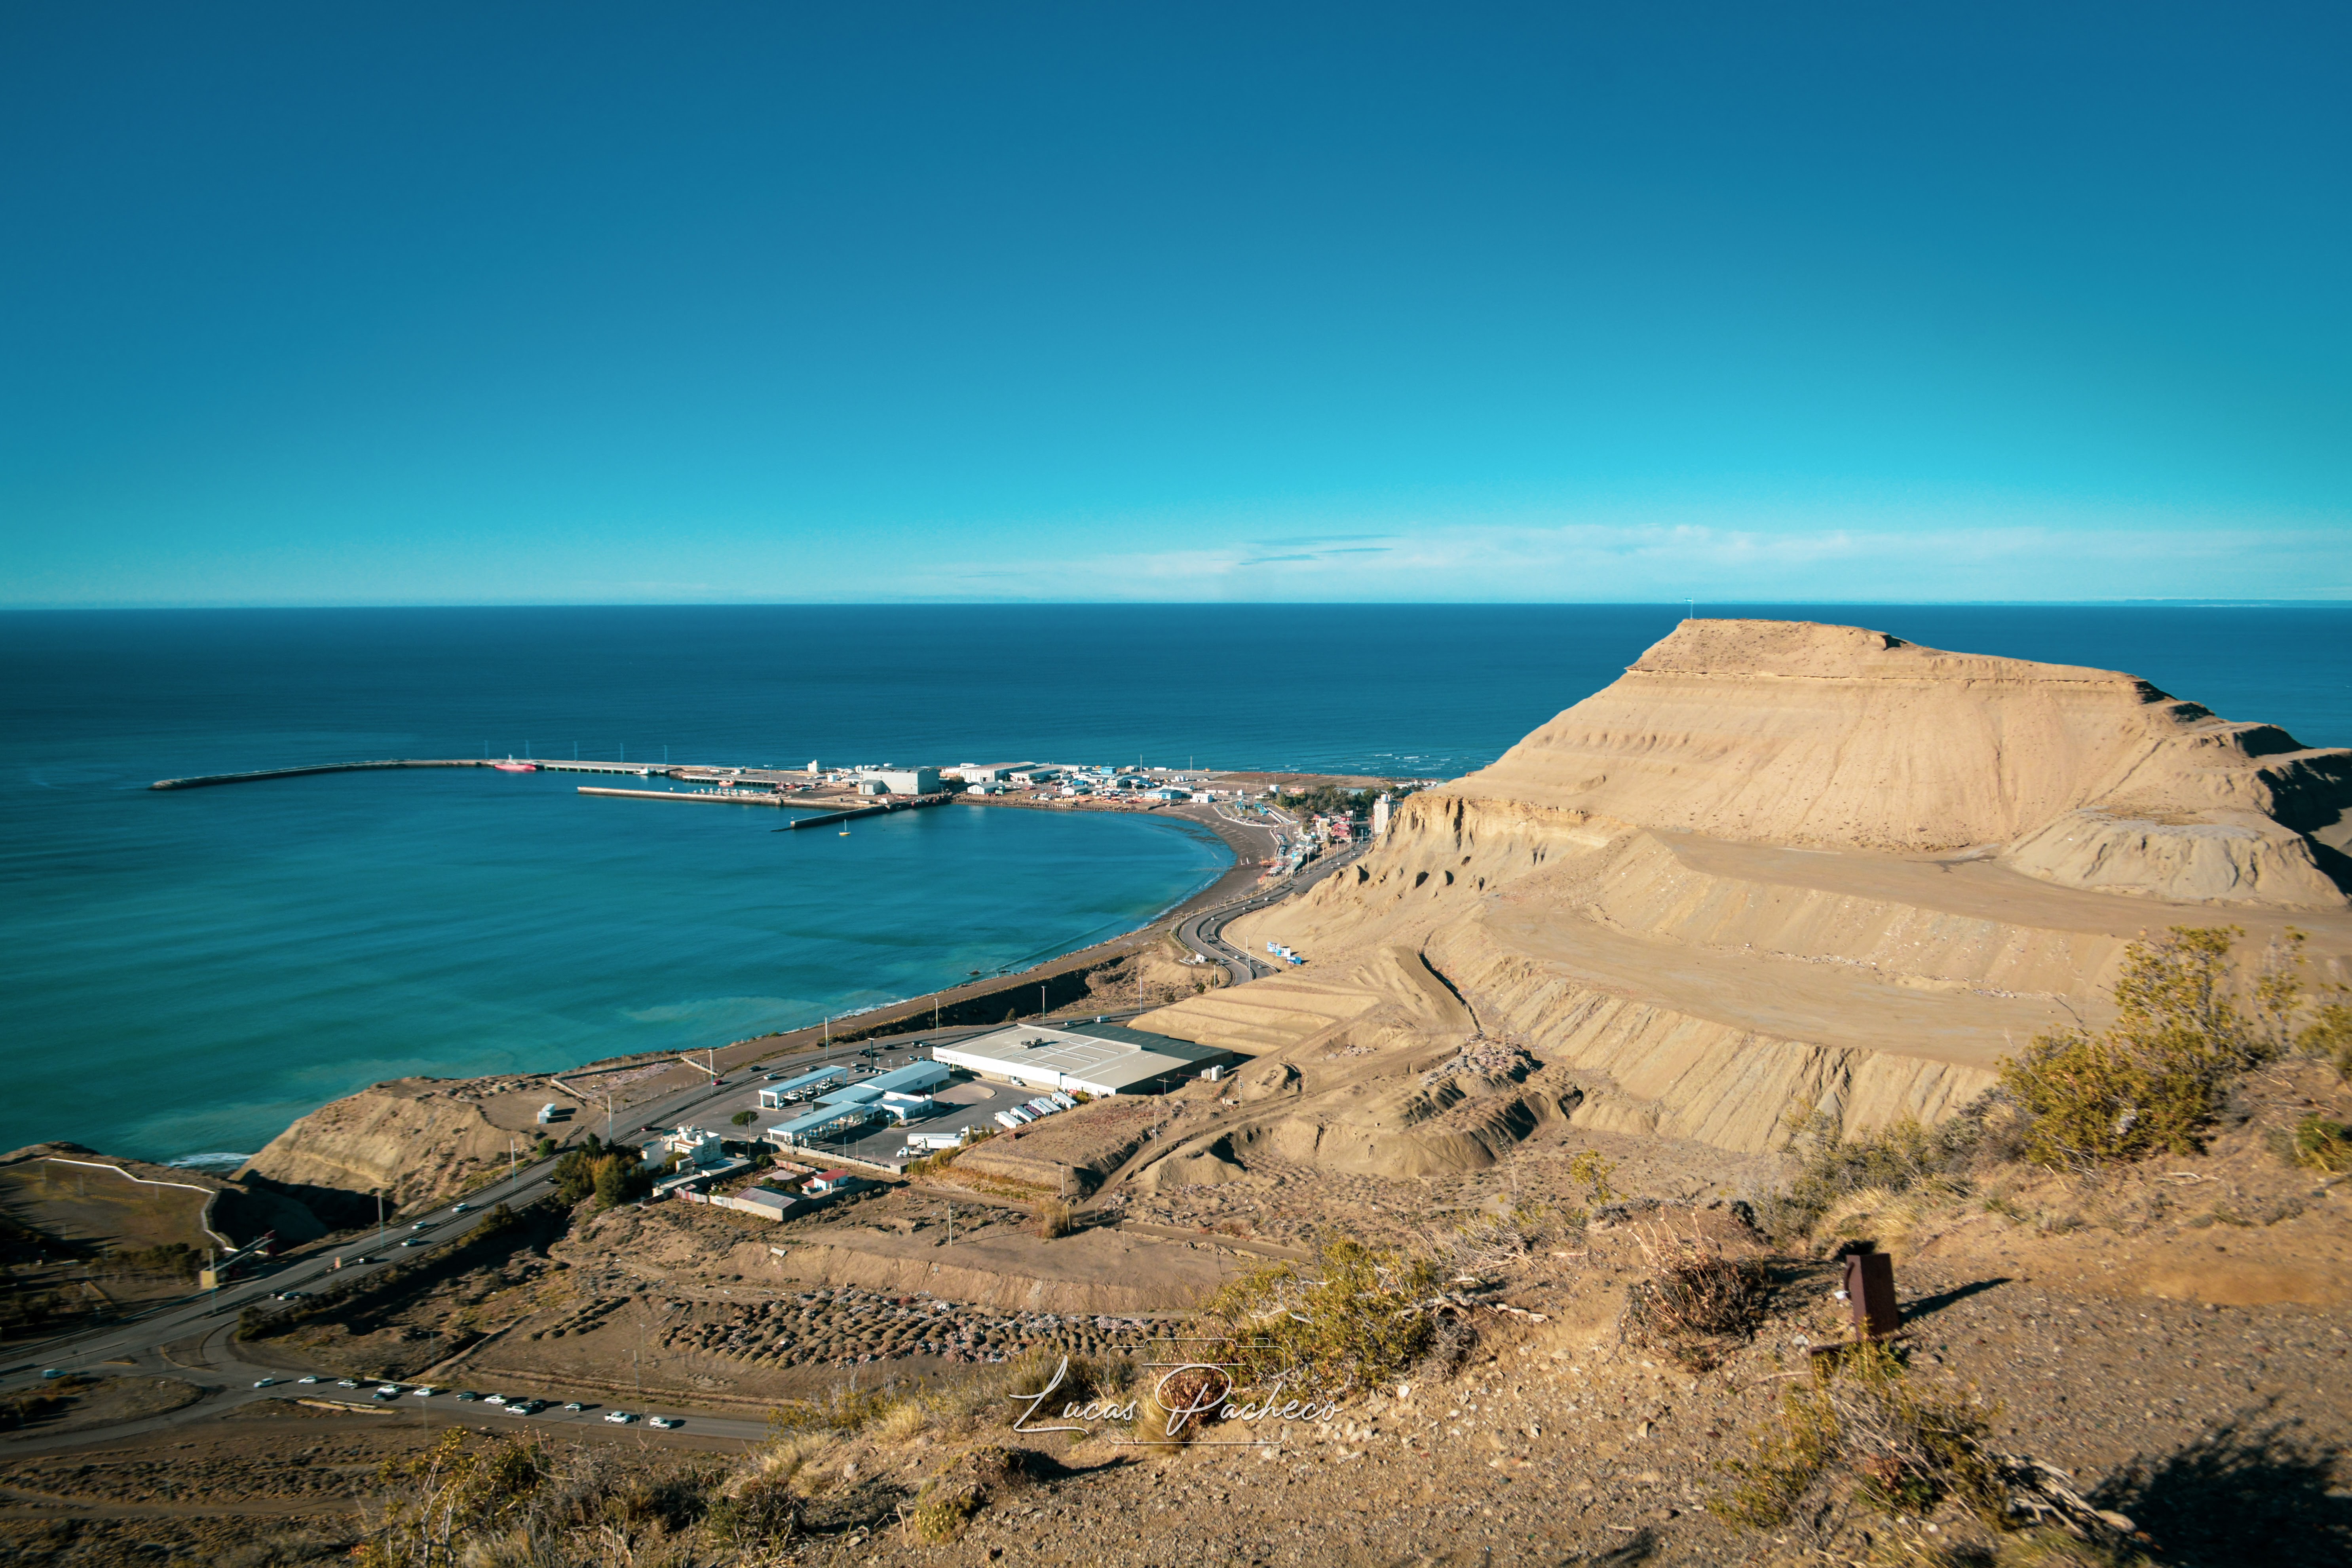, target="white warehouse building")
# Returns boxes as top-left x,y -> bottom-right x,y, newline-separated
856,766 -> 940,794
930,1021 -> 1233,1098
